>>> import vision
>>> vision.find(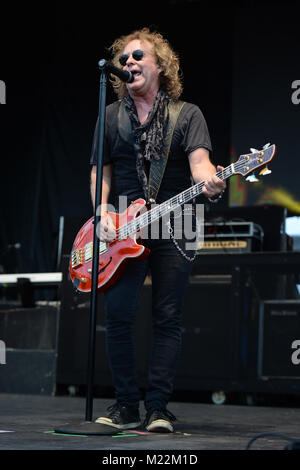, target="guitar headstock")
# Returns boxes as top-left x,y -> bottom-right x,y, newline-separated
234,143 -> 276,178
